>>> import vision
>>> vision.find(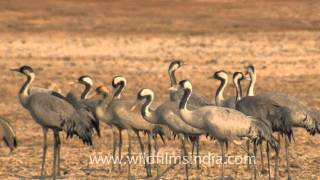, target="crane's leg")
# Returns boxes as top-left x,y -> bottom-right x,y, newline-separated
252,143 -> 257,180
285,136 -> 291,180
127,131 -> 133,180
196,136 -> 200,170
266,143 -> 271,180
147,133 -> 153,176
52,131 -> 58,180
181,135 -> 189,180
153,135 -> 160,176
219,141 -> 225,180
260,142 -> 266,174
246,140 -> 251,170
135,131 -> 152,177
274,134 -> 281,180
191,139 -> 195,166
56,132 -> 61,177
111,127 -> 118,172
118,129 -> 123,172
40,128 -> 48,177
